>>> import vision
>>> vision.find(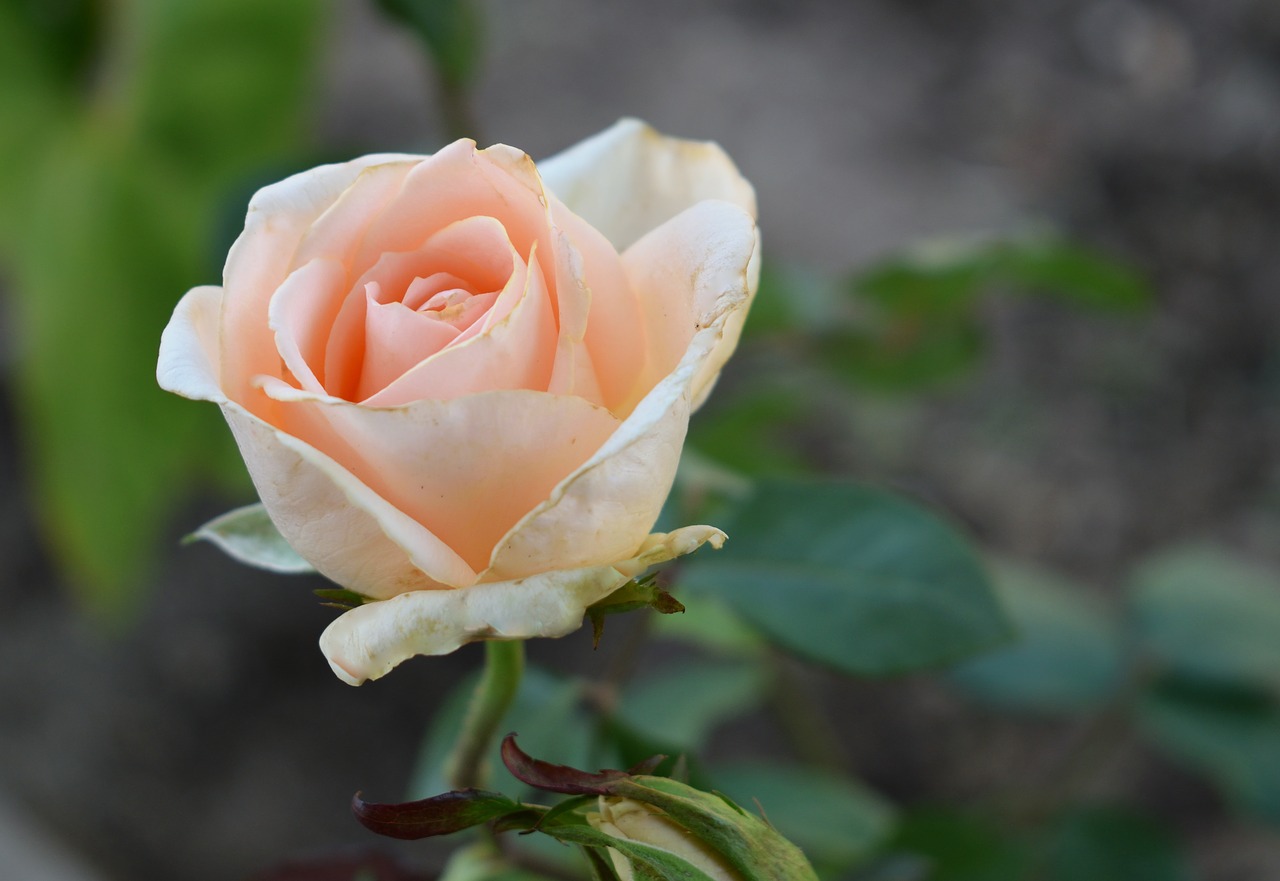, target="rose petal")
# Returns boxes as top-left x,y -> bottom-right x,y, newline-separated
484,328 -> 735,582
349,141 -> 551,280
292,161 -> 416,270
548,201 -> 648,413
546,230 -> 604,405
482,204 -> 758,582
613,525 -> 726,578
257,385 -> 621,574
537,118 -> 758,251
268,257 -> 349,394
157,284 -> 226,403
361,246 -> 553,406
691,223 -> 761,411
621,199 -> 760,405
219,401 -> 476,597
324,215 -> 521,400
356,288 -> 464,397
353,215 -> 517,303
318,525 -> 725,685
220,154 -> 419,406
